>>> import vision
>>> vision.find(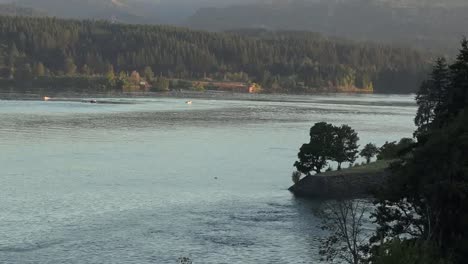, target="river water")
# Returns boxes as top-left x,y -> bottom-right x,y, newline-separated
0,94 -> 416,263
